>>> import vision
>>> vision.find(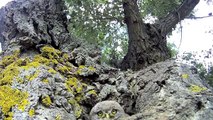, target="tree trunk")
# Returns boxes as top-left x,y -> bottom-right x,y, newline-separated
120,0 -> 200,71
120,0 -> 170,71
